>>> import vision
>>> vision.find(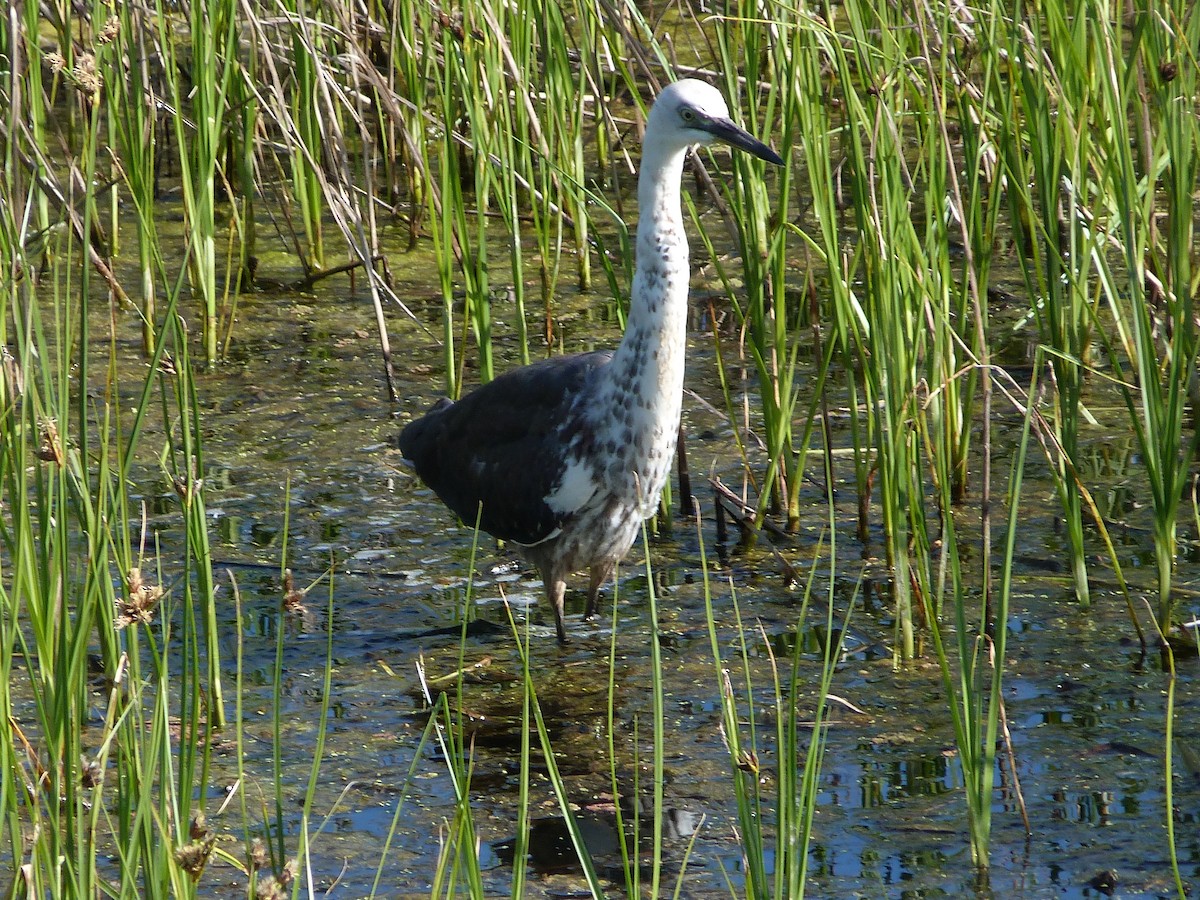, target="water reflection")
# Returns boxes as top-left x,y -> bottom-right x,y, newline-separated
93,285 -> 1199,899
